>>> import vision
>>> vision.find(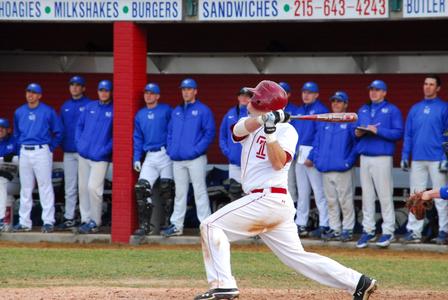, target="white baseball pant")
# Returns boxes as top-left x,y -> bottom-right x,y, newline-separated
287,159 -> 298,203
406,160 -> 448,236
228,164 -> 241,183
63,152 -> 79,220
0,177 -> 13,220
360,155 -> 395,235
139,148 -> 173,186
295,163 -> 329,227
18,145 -> 55,228
200,191 -> 362,294
323,169 -> 355,232
78,156 -> 109,226
170,155 -> 211,230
